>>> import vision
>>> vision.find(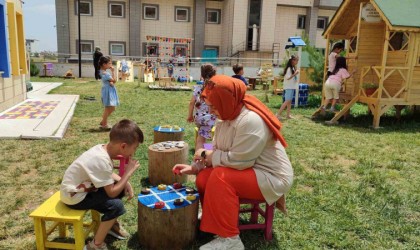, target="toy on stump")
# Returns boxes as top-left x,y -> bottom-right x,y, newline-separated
148,141 -> 188,185
138,184 -> 199,249
153,125 -> 184,143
